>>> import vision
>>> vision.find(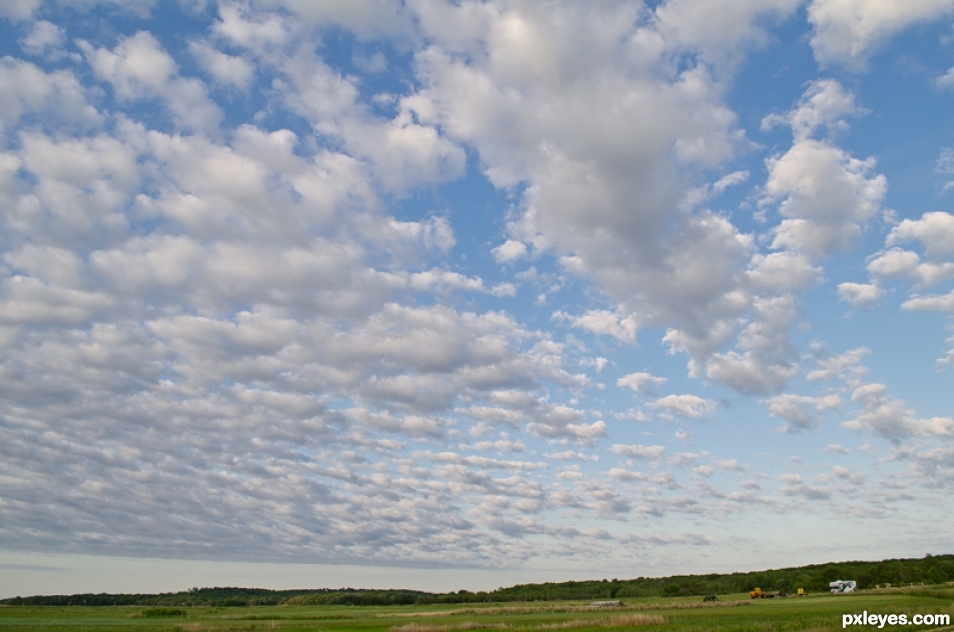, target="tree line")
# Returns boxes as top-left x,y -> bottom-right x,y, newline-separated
0,587 -> 428,607
484,554 -> 954,601
3,554 -> 951,607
